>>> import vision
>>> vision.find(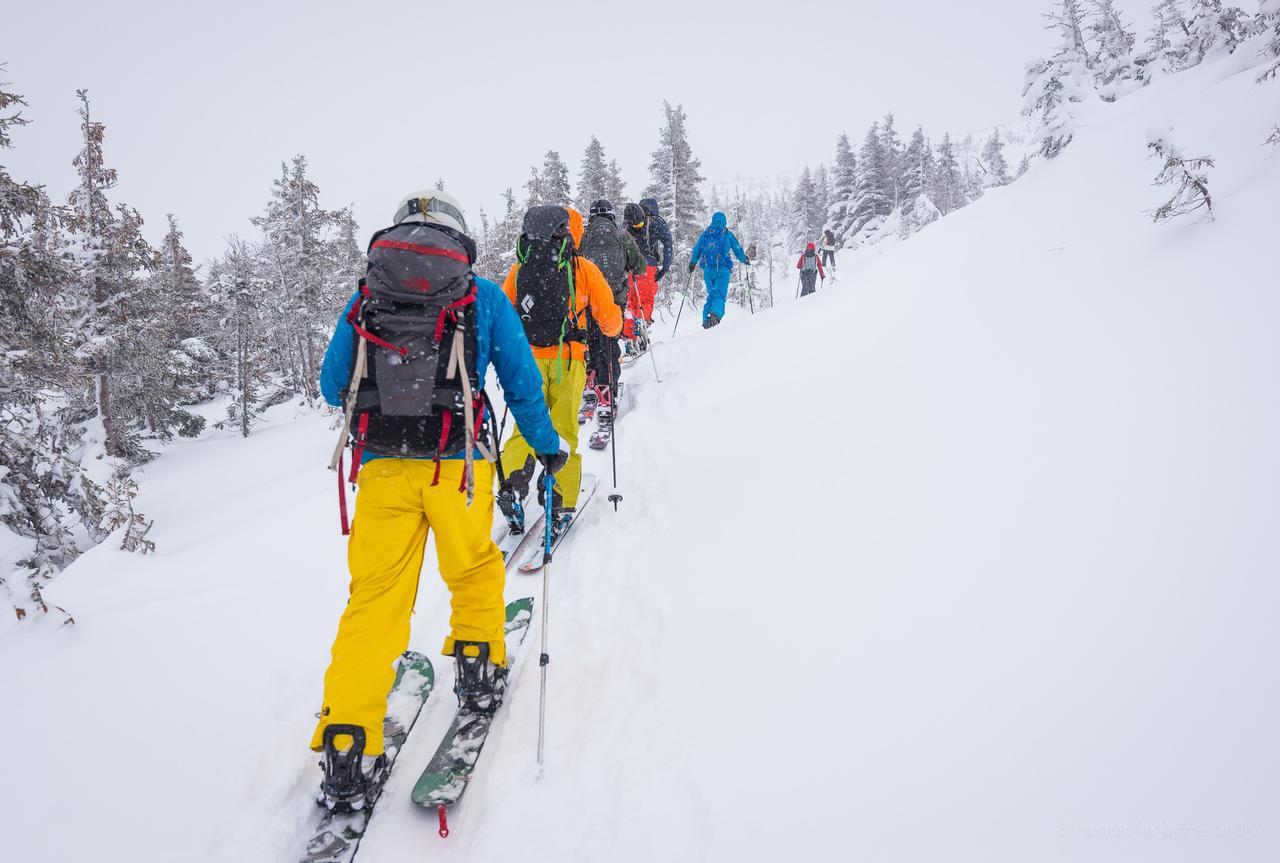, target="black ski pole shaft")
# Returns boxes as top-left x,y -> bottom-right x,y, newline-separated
537,474 -> 554,767
796,273 -> 802,300
747,269 -> 755,315
608,356 -> 622,511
